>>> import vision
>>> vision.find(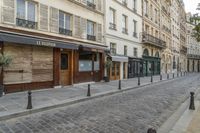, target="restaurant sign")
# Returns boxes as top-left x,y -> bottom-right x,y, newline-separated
36,41 -> 56,47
